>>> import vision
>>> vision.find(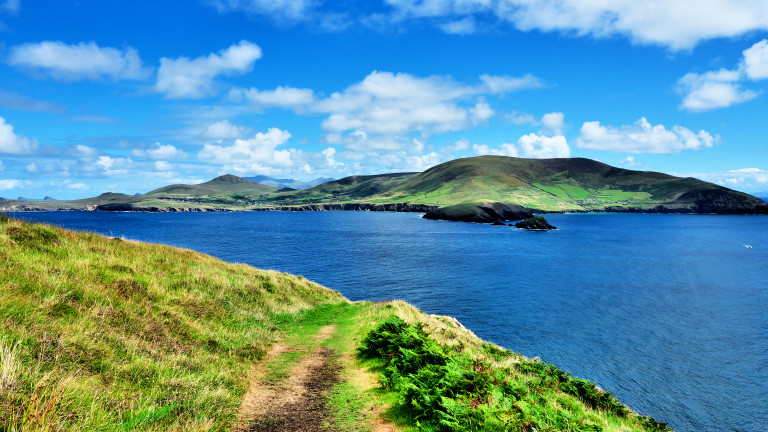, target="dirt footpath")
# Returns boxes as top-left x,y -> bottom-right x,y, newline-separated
235,326 -> 342,432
